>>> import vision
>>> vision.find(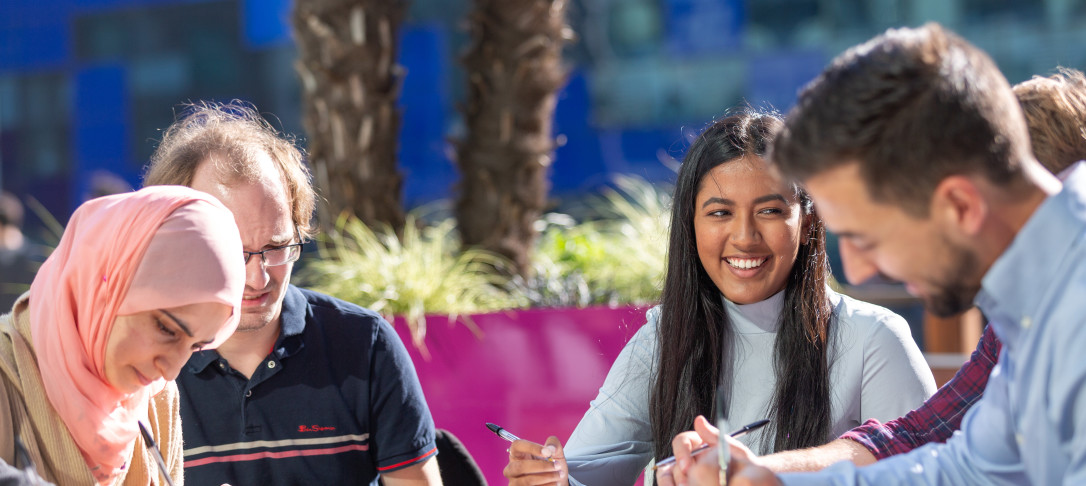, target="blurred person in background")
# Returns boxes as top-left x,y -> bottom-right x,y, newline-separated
0,192 -> 35,314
